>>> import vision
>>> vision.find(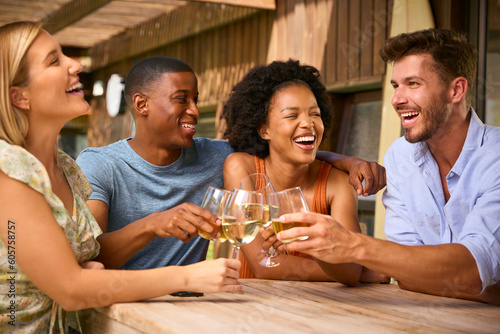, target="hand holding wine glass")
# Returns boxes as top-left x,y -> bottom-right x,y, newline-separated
270,187 -> 310,243
198,186 -> 232,242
